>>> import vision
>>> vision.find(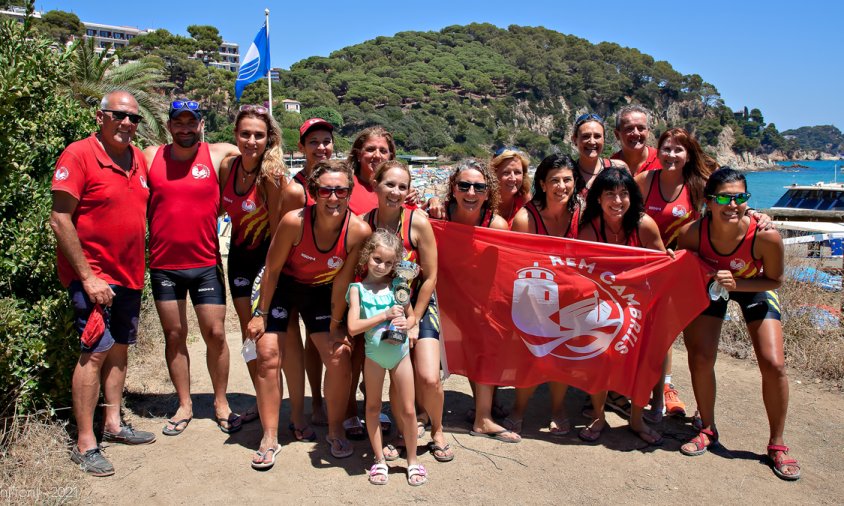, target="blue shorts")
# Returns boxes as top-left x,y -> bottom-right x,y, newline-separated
150,266 -> 226,305
266,275 -> 332,334
227,241 -> 268,299
68,281 -> 141,354
414,292 -> 441,340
